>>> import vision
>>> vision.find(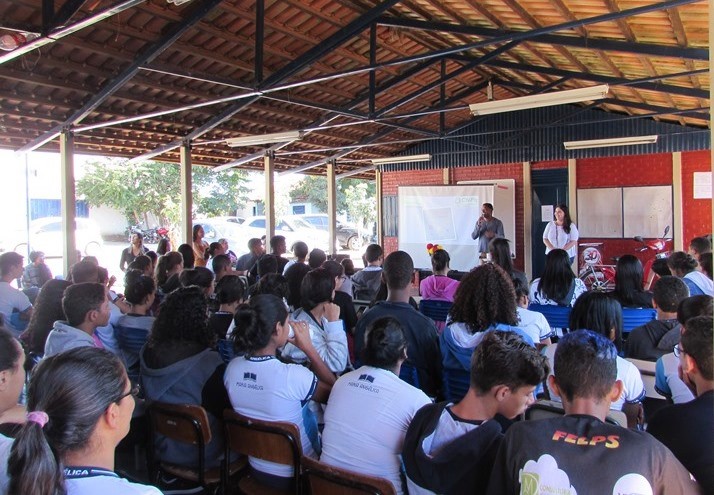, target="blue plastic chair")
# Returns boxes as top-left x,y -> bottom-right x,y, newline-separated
217,339 -> 236,364
114,324 -> 149,382
419,299 -> 453,333
527,304 -> 571,330
442,368 -> 470,403
398,362 -> 420,388
622,308 -> 657,334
